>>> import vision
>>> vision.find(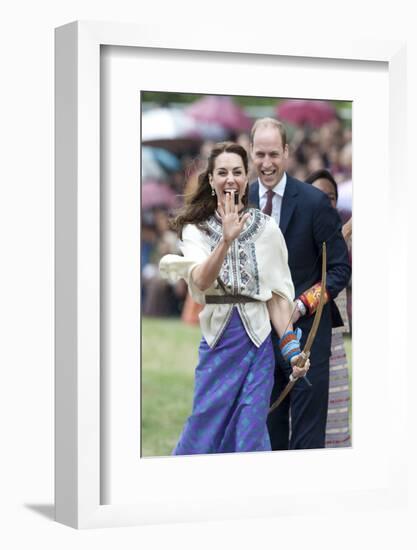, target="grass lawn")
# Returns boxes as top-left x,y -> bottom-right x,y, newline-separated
141,316 -> 353,457
141,316 -> 200,457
